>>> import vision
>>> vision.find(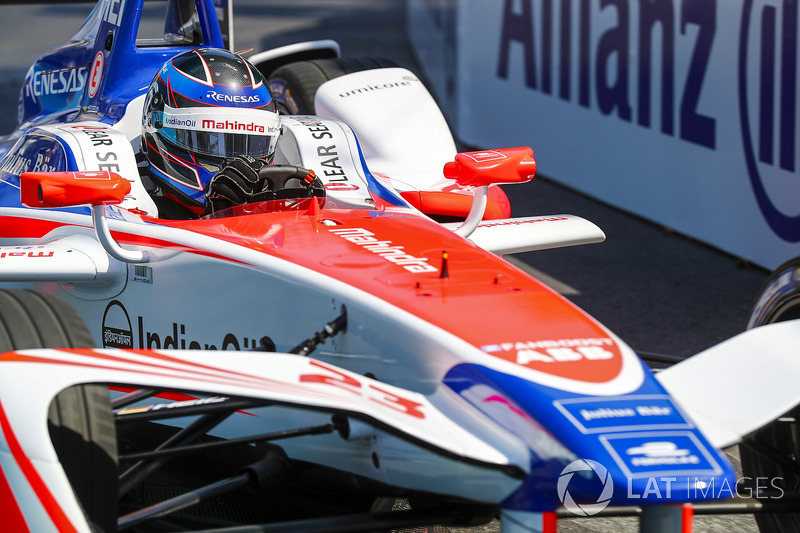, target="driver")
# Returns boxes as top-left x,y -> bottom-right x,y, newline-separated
140,48 -> 324,218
